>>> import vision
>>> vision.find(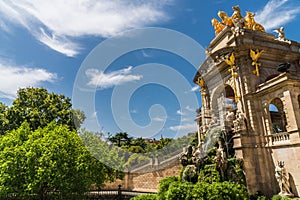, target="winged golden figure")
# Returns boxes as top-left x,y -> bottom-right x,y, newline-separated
225,53 -> 235,66
250,49 -> 264,63
196,77 -> 205,87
